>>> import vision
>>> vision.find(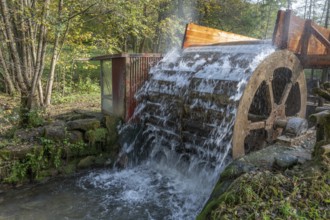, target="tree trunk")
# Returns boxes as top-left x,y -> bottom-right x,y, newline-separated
28,0 -> 50,109
177,0 -> 184,19
0,46 -> 15,94
0,0 -> 28,92
45,0 -> 64,106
